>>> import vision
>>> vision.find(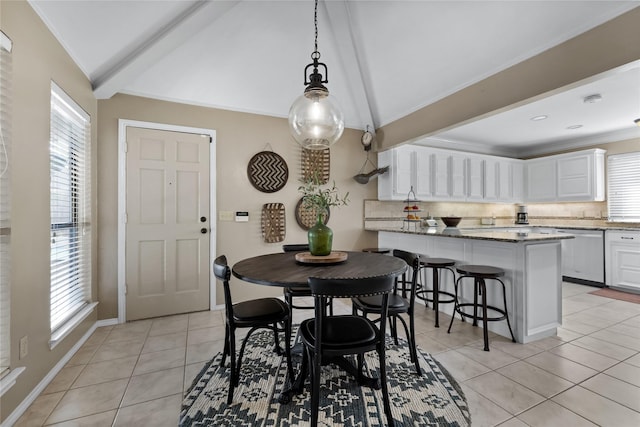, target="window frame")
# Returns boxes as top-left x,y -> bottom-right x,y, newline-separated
607,152 -> 640,223
0,30 -> 12,380
49,82 -> 95,347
